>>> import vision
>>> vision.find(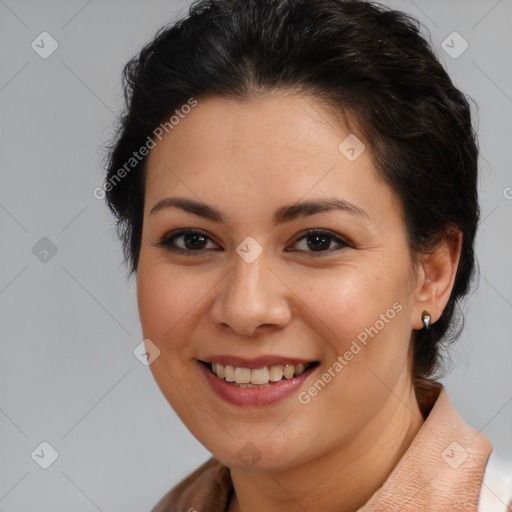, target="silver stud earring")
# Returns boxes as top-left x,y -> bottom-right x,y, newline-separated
422,310 -> 431,330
